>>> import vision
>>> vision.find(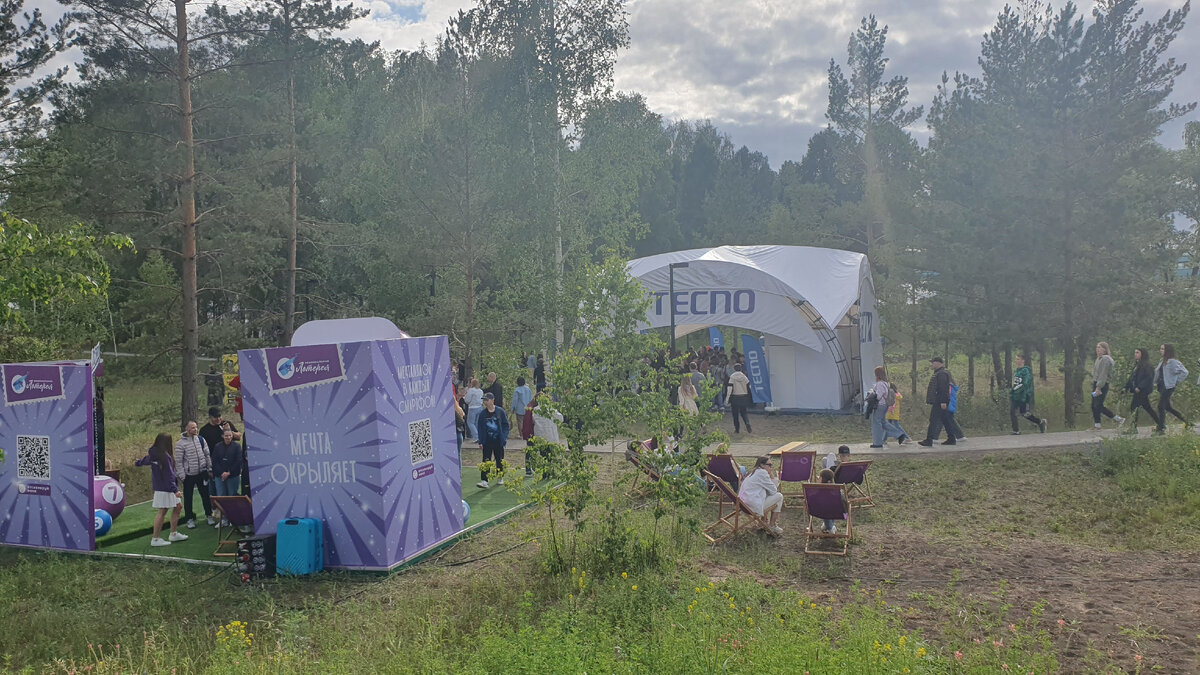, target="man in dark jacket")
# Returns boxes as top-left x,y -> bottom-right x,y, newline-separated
918,357 -> 957,446
475,393 -> 510,489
